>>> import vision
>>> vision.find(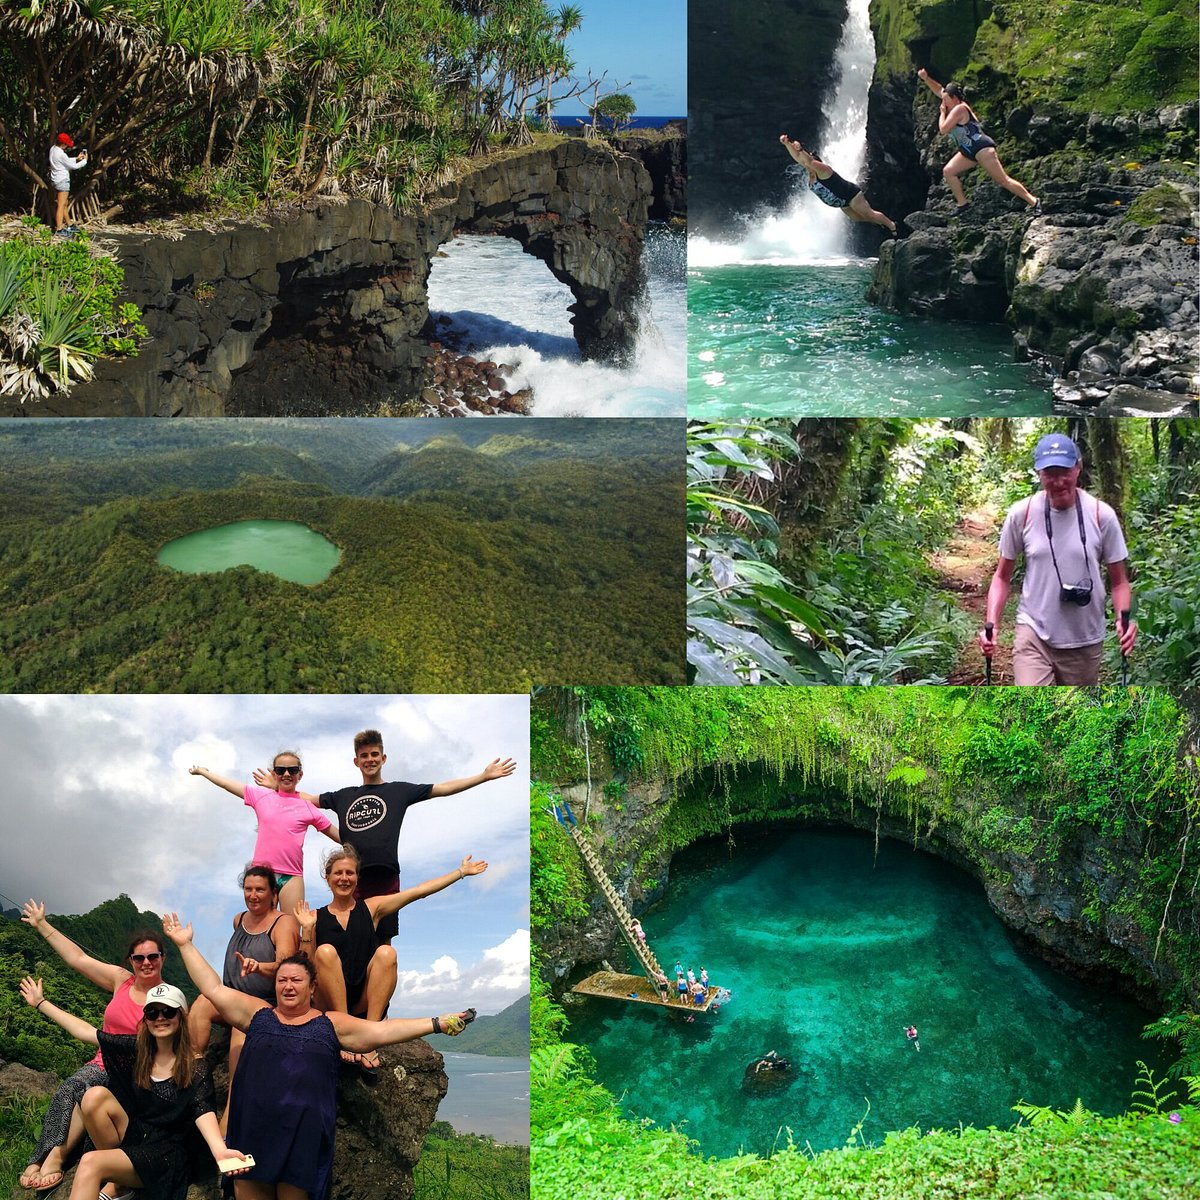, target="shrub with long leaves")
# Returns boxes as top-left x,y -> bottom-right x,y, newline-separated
687,422 -> 834,685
